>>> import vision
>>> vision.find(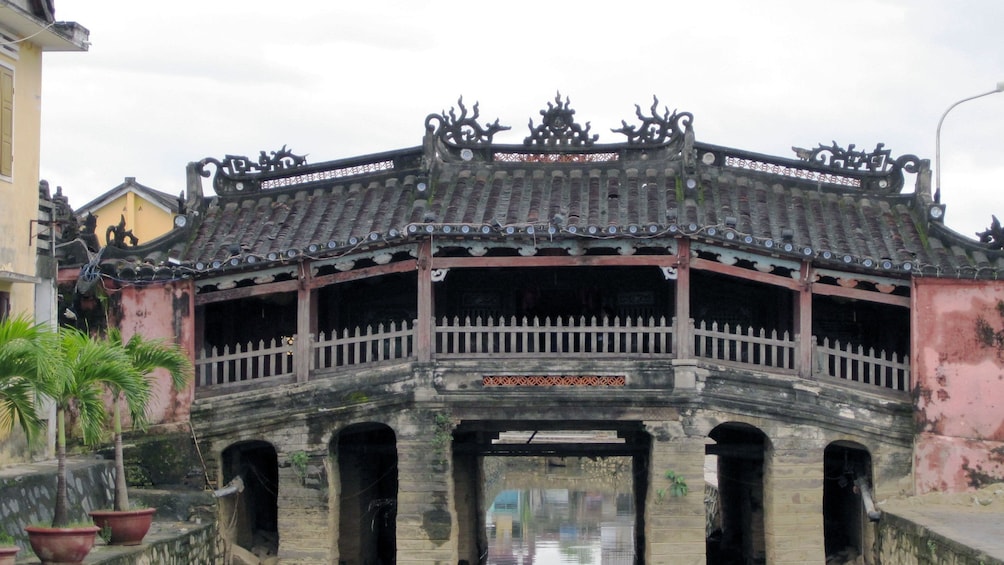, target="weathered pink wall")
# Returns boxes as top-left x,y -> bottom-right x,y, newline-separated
112,280 -> 196,426
913,278 -> 1004,493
